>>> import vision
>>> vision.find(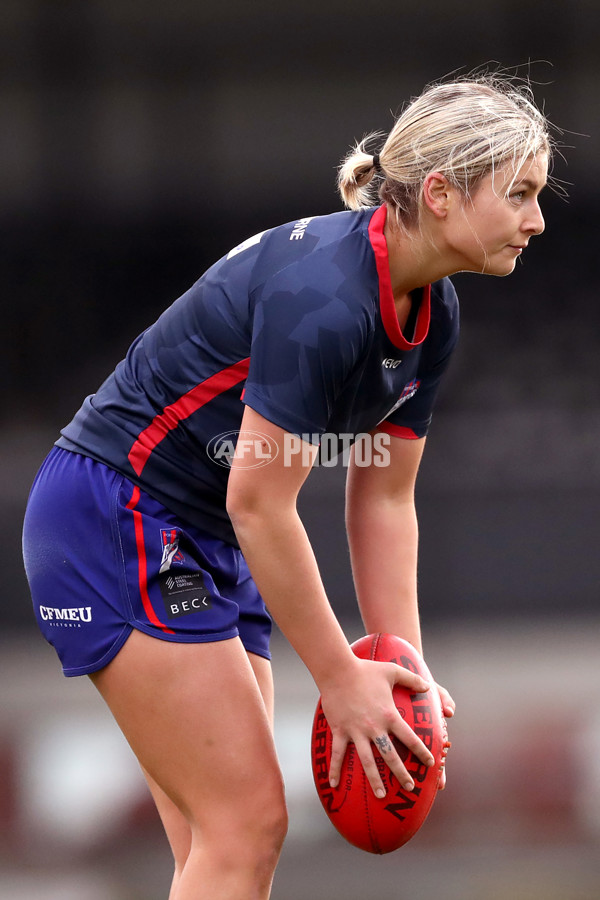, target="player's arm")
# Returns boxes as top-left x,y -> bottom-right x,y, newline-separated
345,432 -> 425,649
226,406 -> 435,796
345,431 -> 455,718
